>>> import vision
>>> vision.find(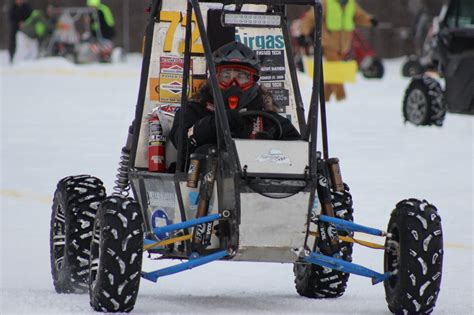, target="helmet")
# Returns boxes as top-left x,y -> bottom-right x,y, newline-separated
87,0 -> 101,7
213,41 -> 261,73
